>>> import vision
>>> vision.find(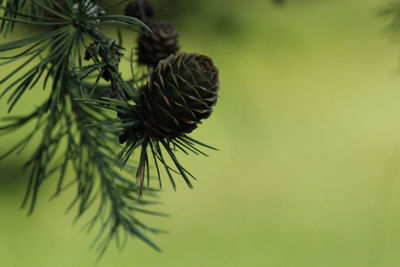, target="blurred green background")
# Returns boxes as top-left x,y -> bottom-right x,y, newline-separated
2,0 -> 400,266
